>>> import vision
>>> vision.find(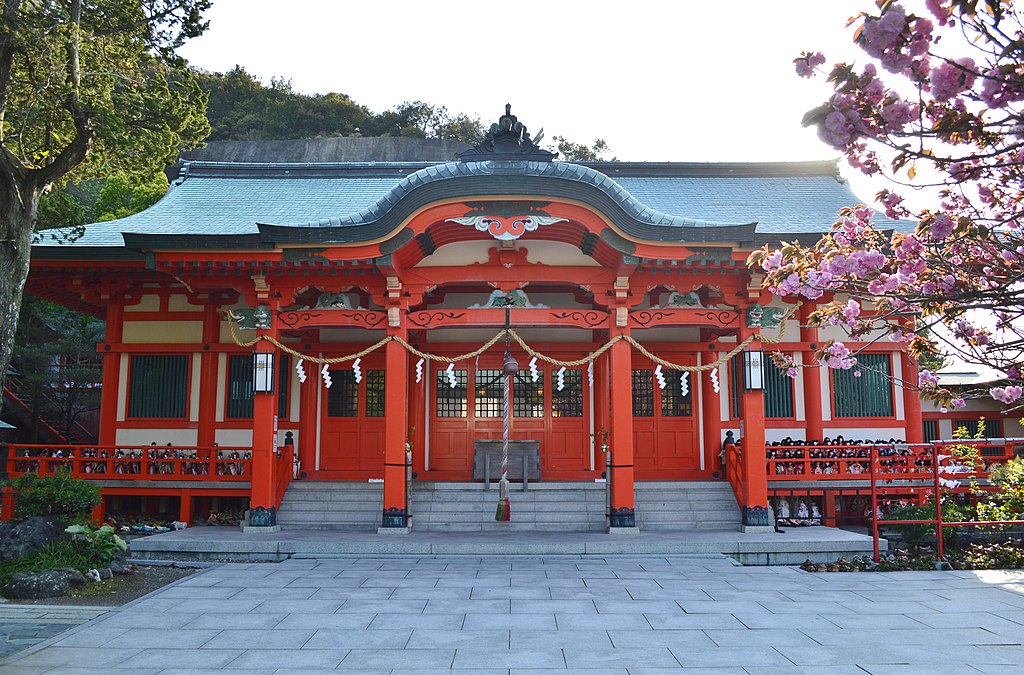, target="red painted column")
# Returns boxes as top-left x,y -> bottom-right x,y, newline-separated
197,303 -> 220,448
298,350 -> 317,478
608,333 -> 636,528
700,348 -> 722,478
737,318 -> 770,528
248,324 -> 279,525
98,302 -> 123,445
593,339 -> 610,477
381,334 -> 410,528
902,351 -> 924,444
800,302 -> 824,443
